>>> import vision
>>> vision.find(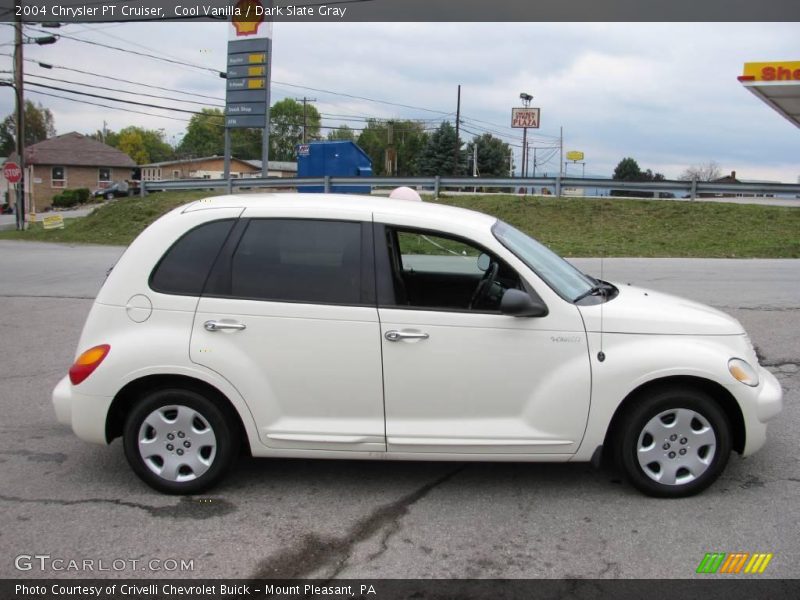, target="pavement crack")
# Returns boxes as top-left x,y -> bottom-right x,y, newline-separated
0,450 -> 67,464
0,294 -> 94,300
251,466 -> 464,579
0,494 -> 236,518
